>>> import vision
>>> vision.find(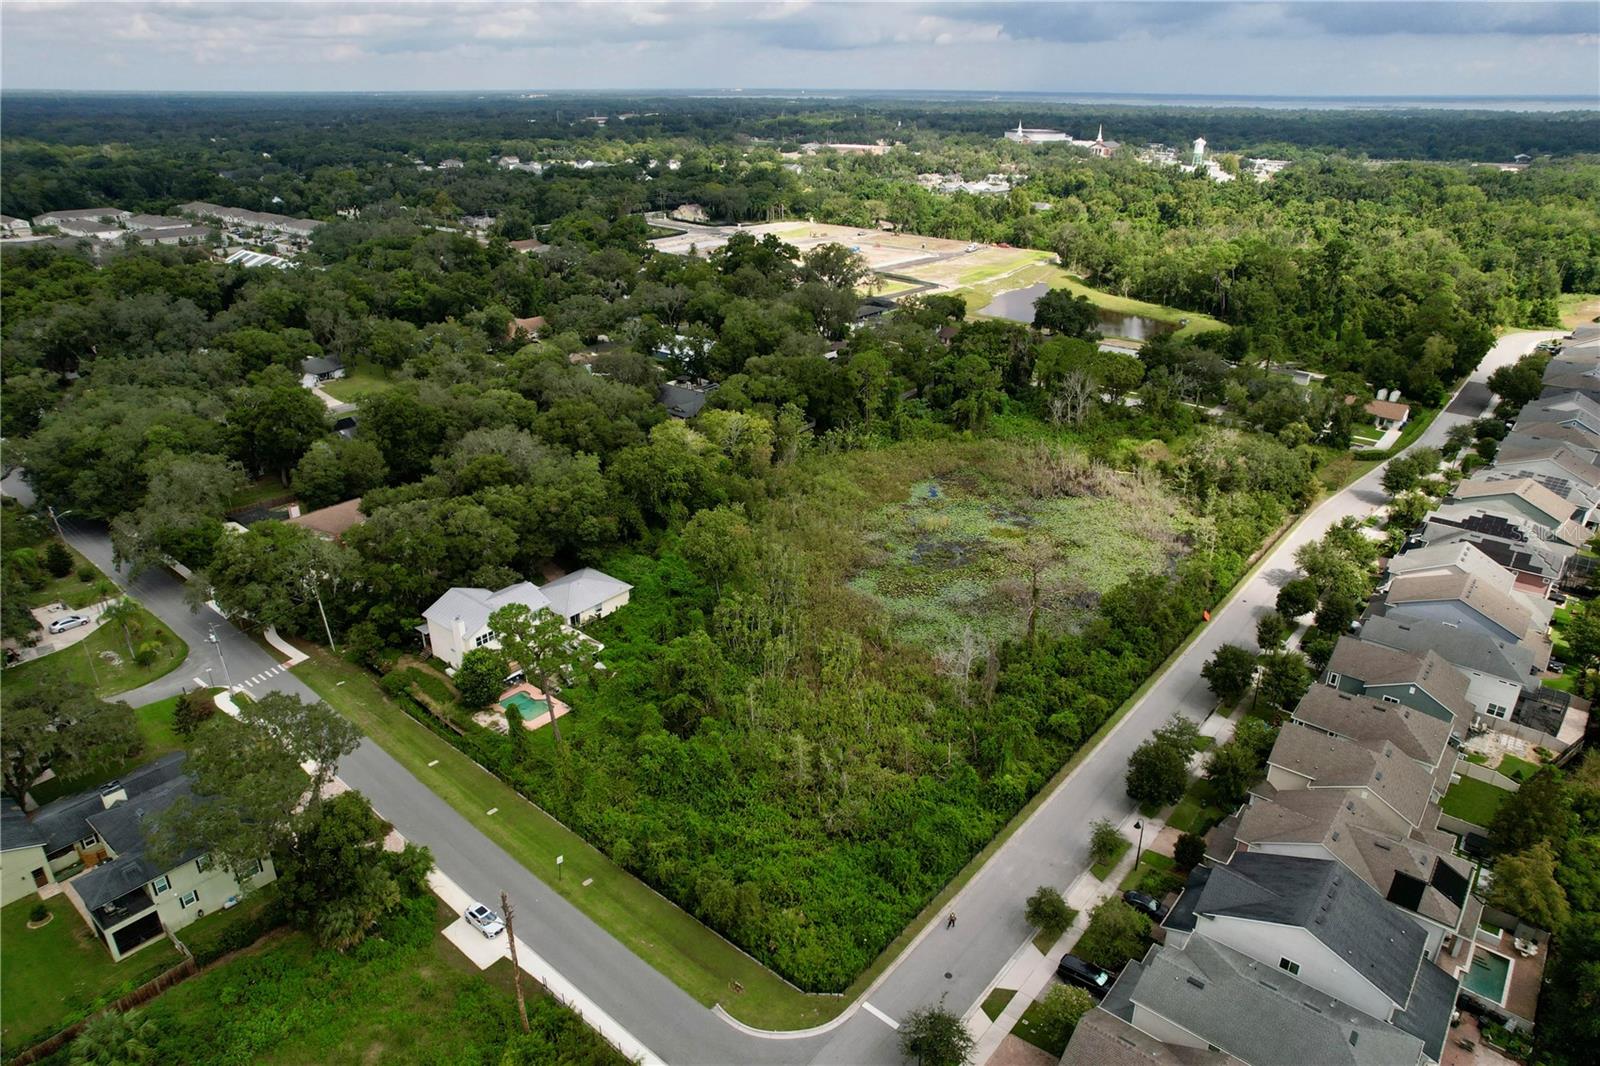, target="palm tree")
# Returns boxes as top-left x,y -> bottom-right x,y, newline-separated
70,1009 -> 155,1065
100,598 -> 142,659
